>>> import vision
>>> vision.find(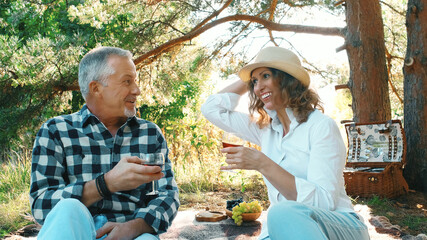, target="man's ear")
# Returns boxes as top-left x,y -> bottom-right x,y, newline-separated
89,81 -> 101,96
